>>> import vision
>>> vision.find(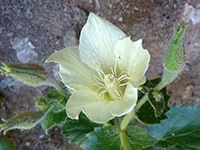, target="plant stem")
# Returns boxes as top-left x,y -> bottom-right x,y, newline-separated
120,131 -> 130,150
154,81 -> 166,92
120,111 -> 135,131
134,93 -> 148,112
104,122 -> 111,126
120,112 -> 135,150
135,79 -> 168,112
119,79 -> 169,150
120,94 -> 148,150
